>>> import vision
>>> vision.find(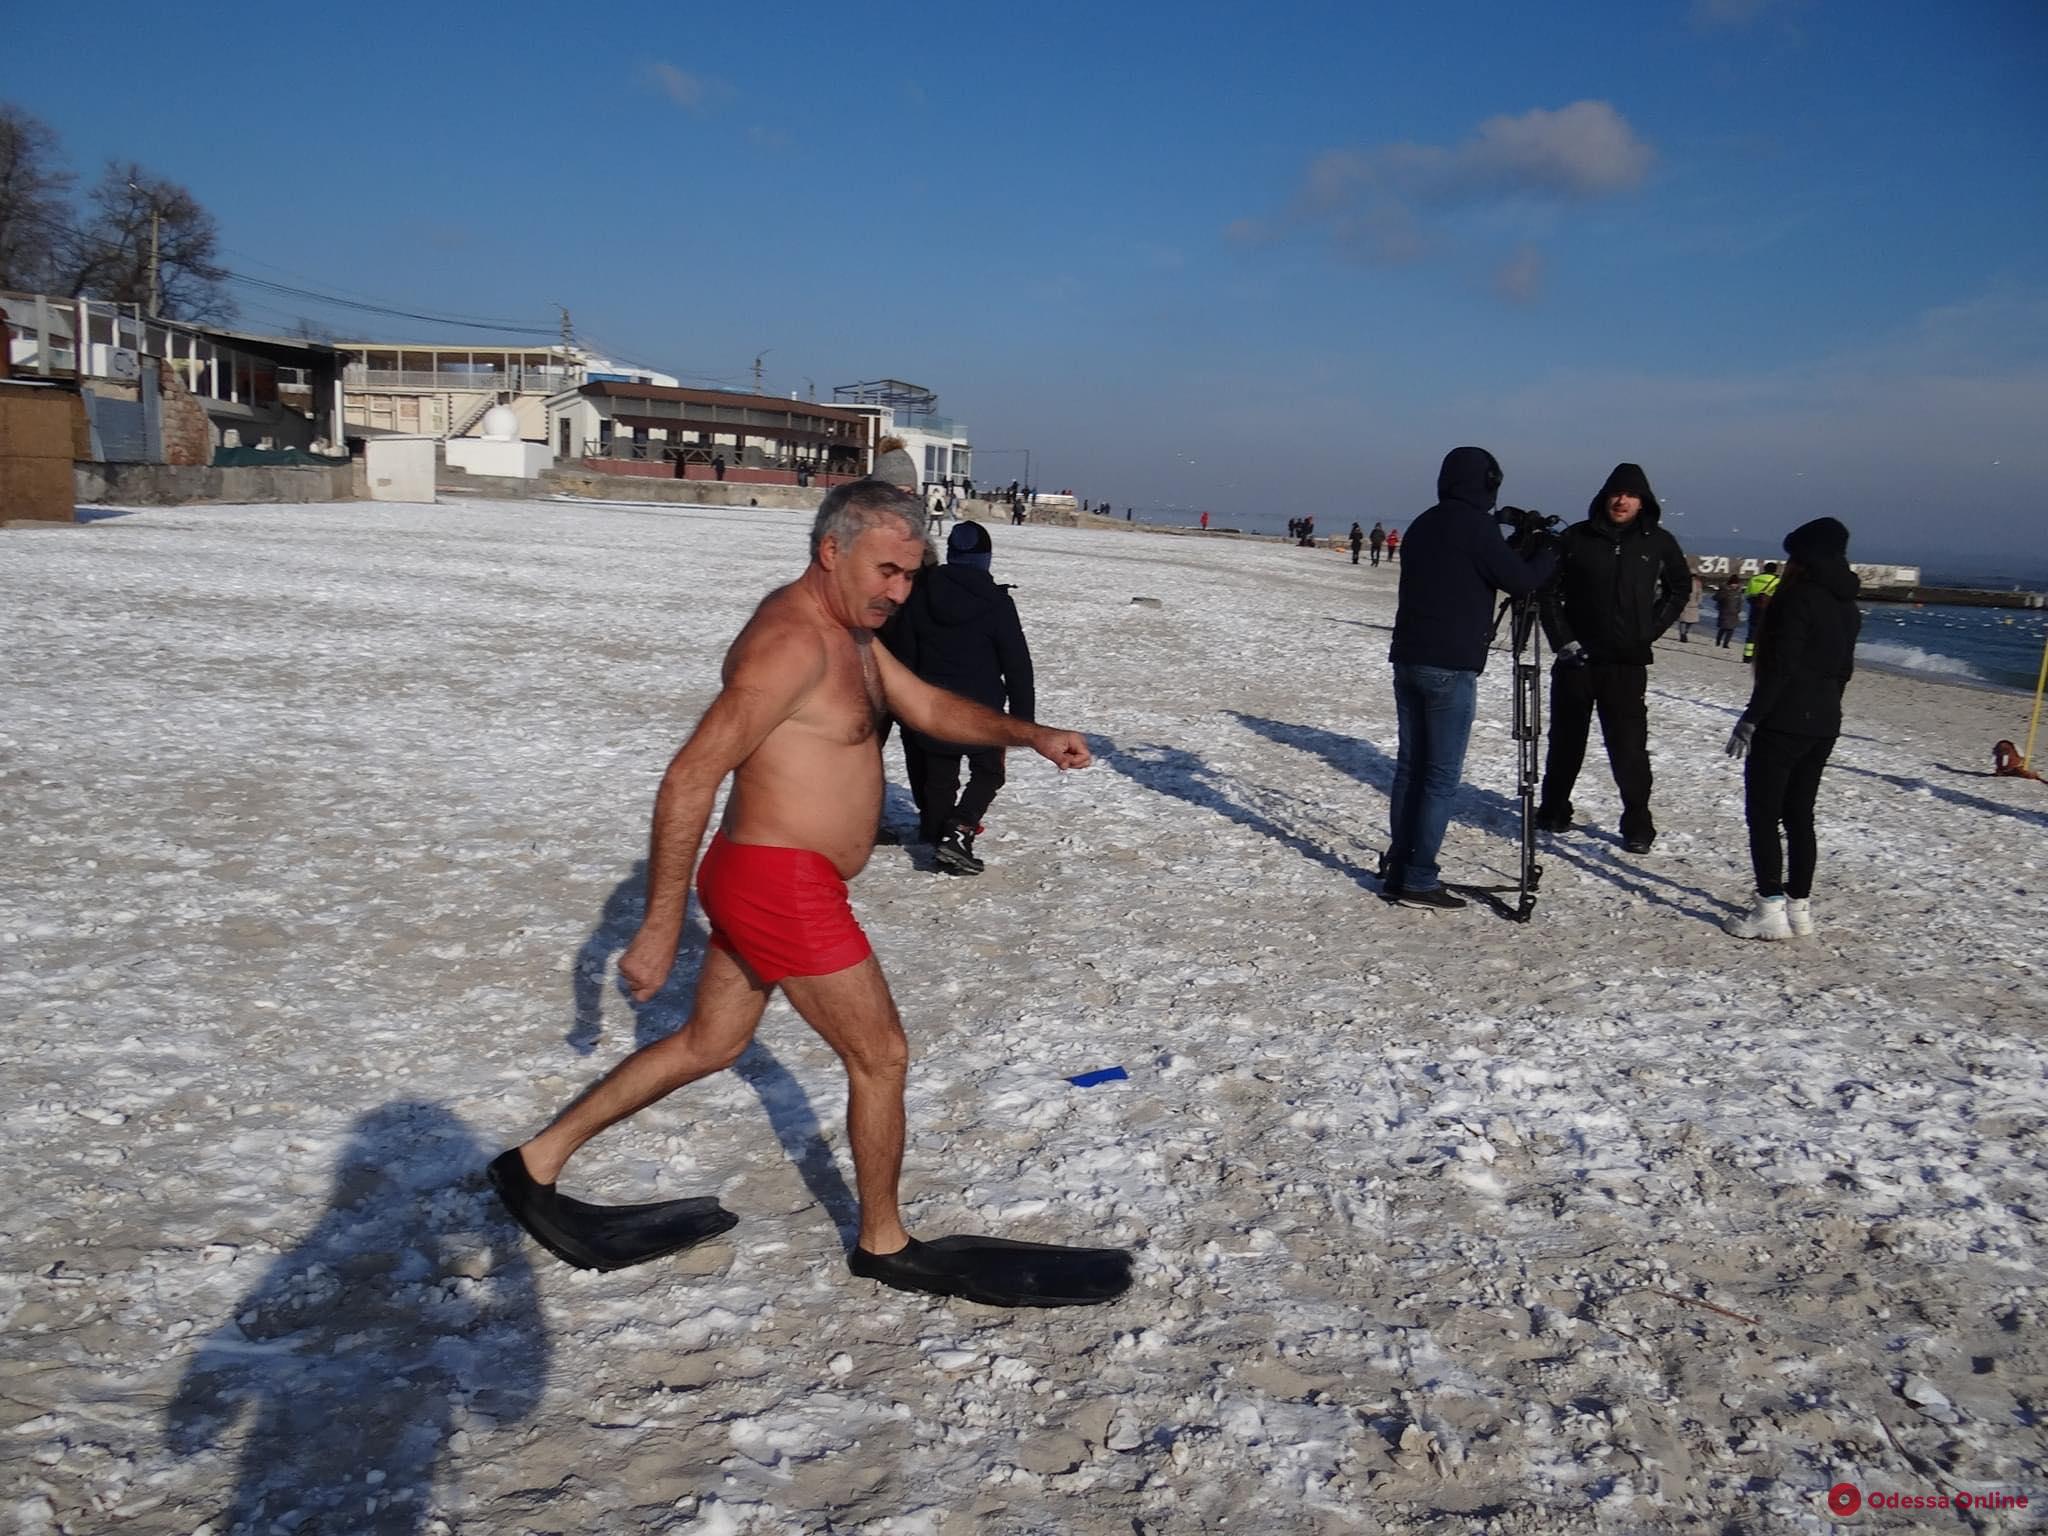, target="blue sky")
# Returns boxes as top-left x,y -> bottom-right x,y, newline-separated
12,1 -> 2047,563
